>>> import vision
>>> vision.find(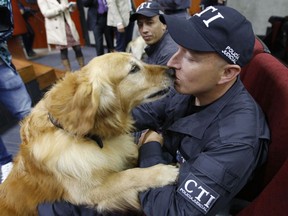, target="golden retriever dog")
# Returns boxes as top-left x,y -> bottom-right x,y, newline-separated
0,52 -> 178,215
126,36 -> 147,60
